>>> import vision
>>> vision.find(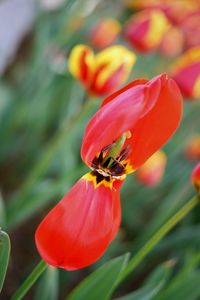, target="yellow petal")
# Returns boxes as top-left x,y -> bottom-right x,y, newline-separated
68,44 -> 95,83
170,46 -> 200,73
145,10 -> 169,48
193,75 -> 200,98
94,45 -> 136,88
